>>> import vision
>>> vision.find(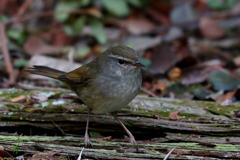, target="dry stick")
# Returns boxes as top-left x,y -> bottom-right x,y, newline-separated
51,120 -> 66,136
13,0 -> 34,25
16,0 -> 34,17
163,148 -> 175,160
0,23 -> 15,86
140,87 -> 158,98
